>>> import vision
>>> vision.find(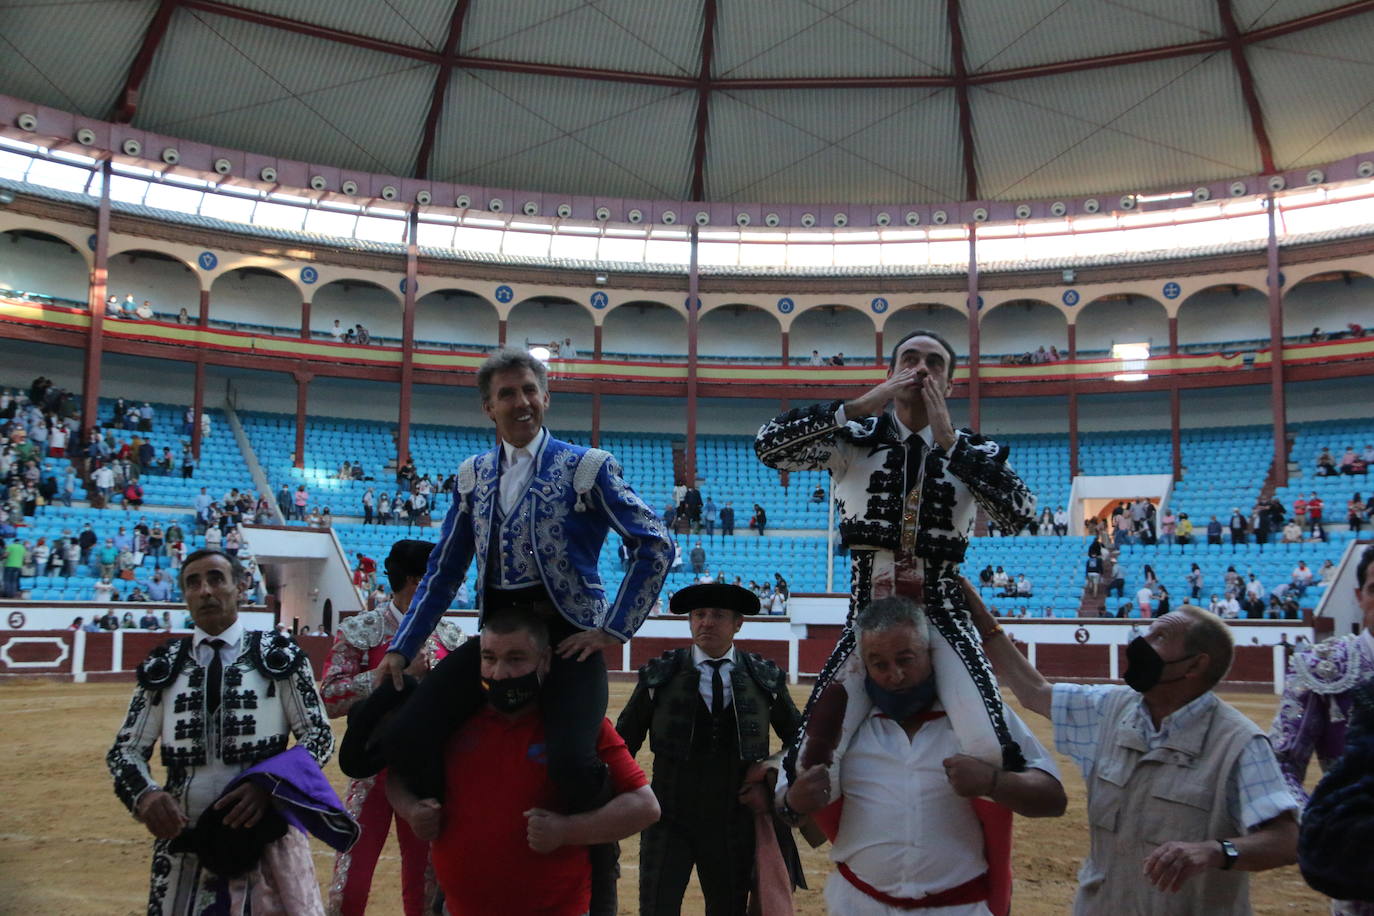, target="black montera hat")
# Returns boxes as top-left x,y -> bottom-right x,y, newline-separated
668,582 -> 760,616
